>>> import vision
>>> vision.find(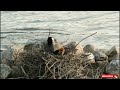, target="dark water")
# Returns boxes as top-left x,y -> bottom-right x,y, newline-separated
1,11 -> 119,50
